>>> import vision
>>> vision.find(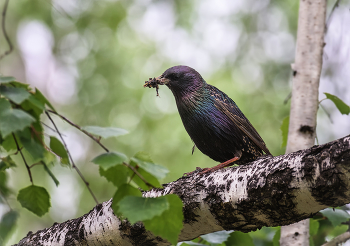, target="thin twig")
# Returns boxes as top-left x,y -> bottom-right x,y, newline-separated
315,133 -> 319,145
123,162 -> 156,189
46,110 -> 156,189
29,162 -> 43,169
45,111 -> 99,205
321,231 -> 350,246
320,103 -> 333,123
319,98 -> 327,104
12,133 -> 33,184
284,92 -> 292,105
42,121 -> 67,136
319,98 -> 333,123
0,0 -> 13,60
46,110 -> 109,152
